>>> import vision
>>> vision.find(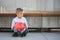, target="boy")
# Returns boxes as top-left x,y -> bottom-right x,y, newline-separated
11,8 -> 28,37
